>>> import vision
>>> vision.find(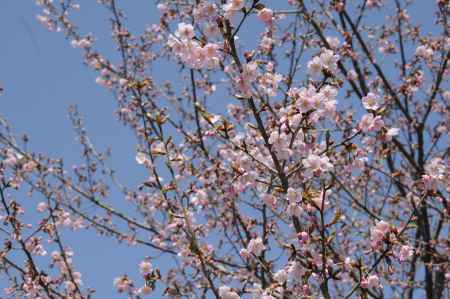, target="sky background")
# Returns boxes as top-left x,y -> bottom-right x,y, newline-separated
0,1 -> 439,298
